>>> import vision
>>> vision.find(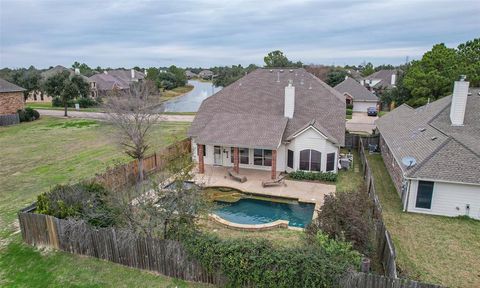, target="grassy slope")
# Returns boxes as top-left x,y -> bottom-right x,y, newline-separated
367,154 -> 480,288
0,117 -> 208,287
161,85 -> 194,102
